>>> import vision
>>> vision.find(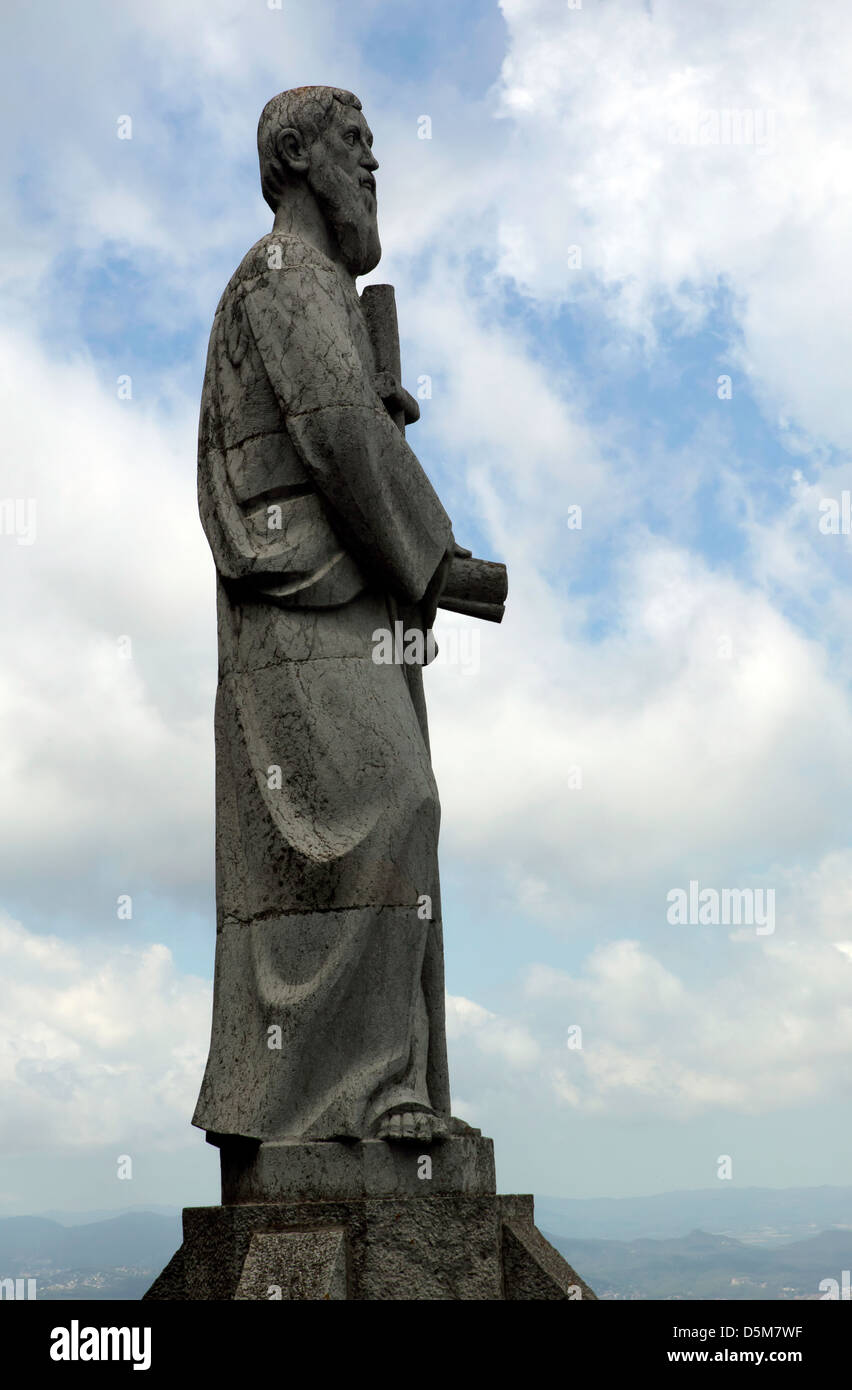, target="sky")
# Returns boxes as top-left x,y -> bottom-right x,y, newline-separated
2,0 -> 852,1216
